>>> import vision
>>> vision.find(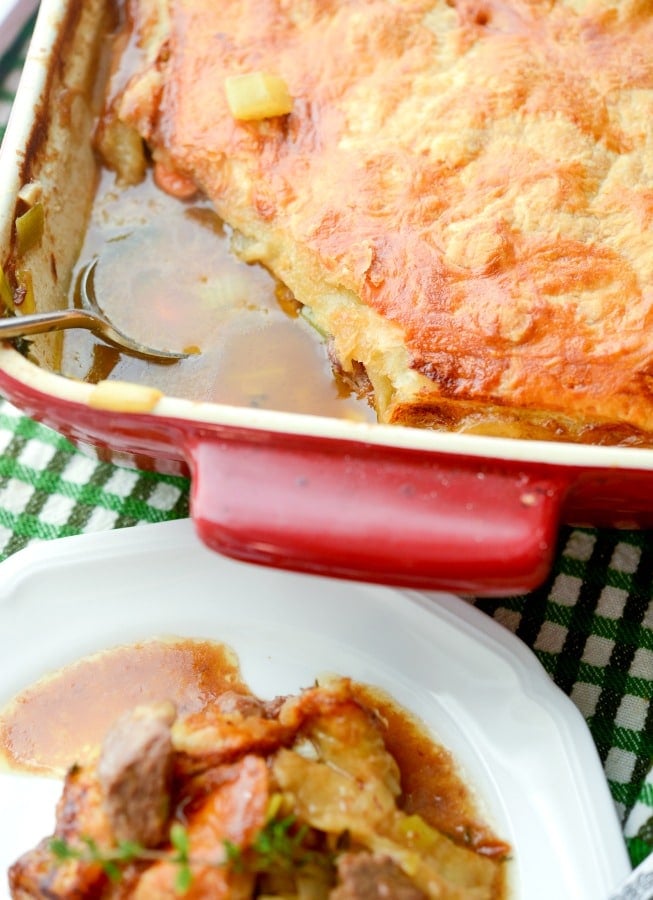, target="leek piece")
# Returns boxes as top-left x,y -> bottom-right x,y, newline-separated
15,202 -> 44,256
225,72 -> 293,120
0,264 -> 13,310
15,269 -> 36,315
300,305 -> 329,339
395,814 -> 439,851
